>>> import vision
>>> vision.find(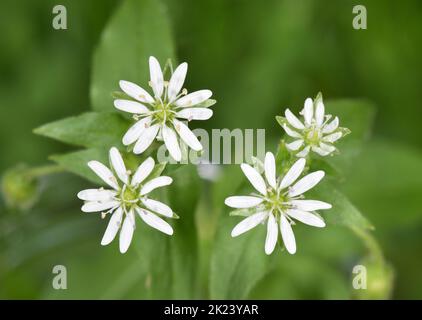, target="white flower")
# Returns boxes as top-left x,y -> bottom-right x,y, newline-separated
225,152 -> 331,255
278,93 -> 350,157
77,147 -> 177,254
114,56 -> 215,161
